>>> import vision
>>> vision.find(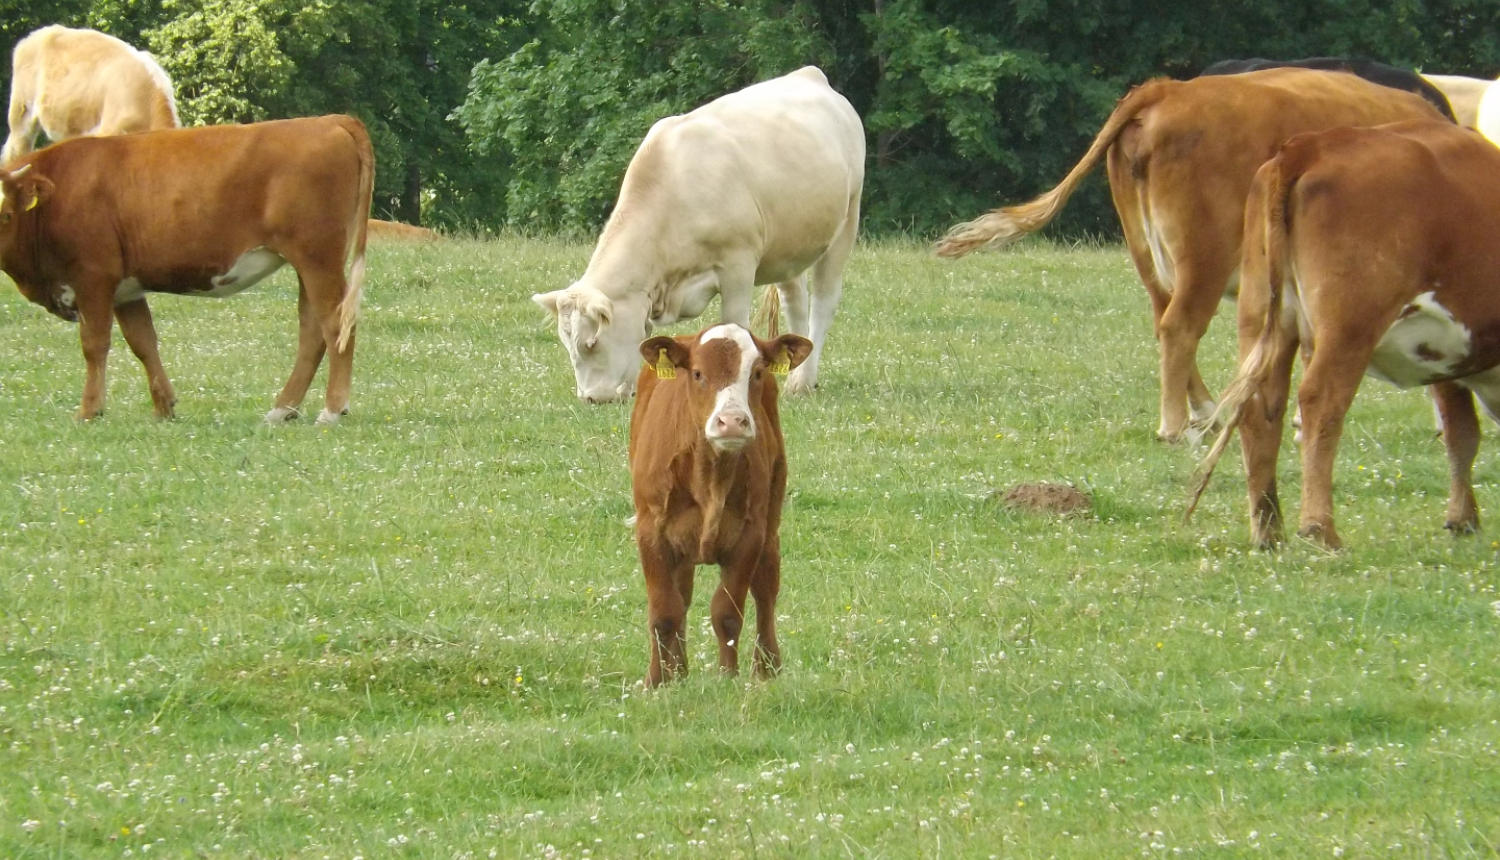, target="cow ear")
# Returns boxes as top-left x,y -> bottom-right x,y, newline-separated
640,335 -> 690,369
763,334 -> 813,371
532,290 -> 564,318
